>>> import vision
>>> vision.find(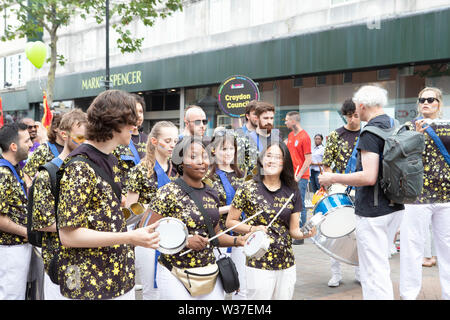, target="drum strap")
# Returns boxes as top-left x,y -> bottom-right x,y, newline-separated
174,178 -> 220,247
